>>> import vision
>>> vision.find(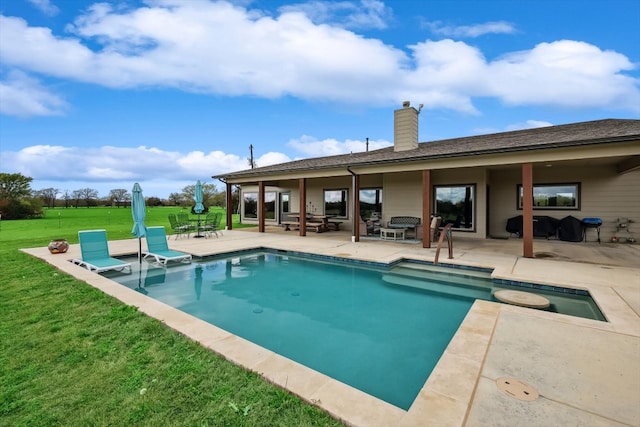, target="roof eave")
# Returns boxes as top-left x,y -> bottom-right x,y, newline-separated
214,132 -> 640,180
